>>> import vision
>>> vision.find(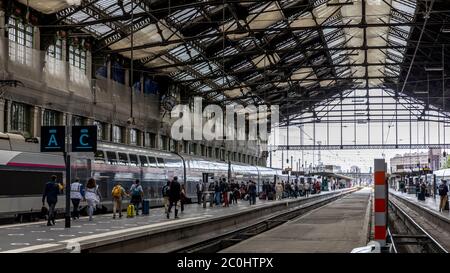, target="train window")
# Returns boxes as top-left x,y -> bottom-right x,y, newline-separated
106,151 -> 117,164
129,154 -> 138,166
148,157 -> 157,167
94,150 -> 105,163
139,155 -> 149,167
118,153 -> 129,165
157,157 -> 165,168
